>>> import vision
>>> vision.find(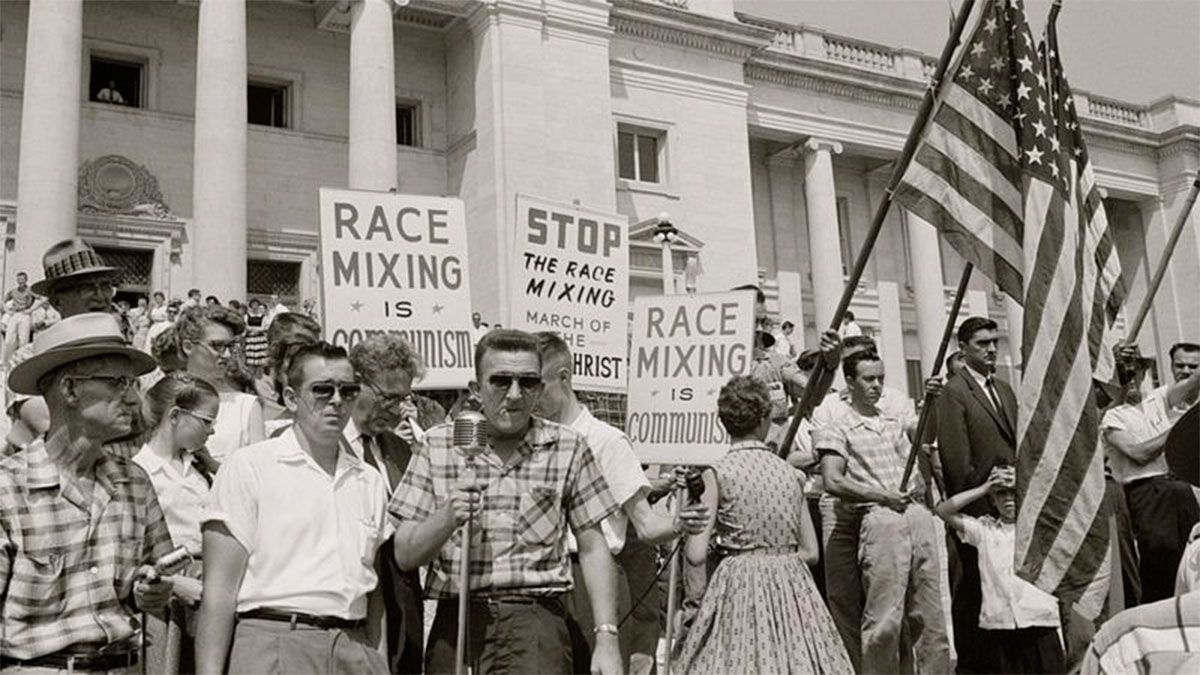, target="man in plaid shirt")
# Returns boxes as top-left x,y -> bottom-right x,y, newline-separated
390,329 -> 624,674
815,350 -> 949,674
1,312 -> 175,672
